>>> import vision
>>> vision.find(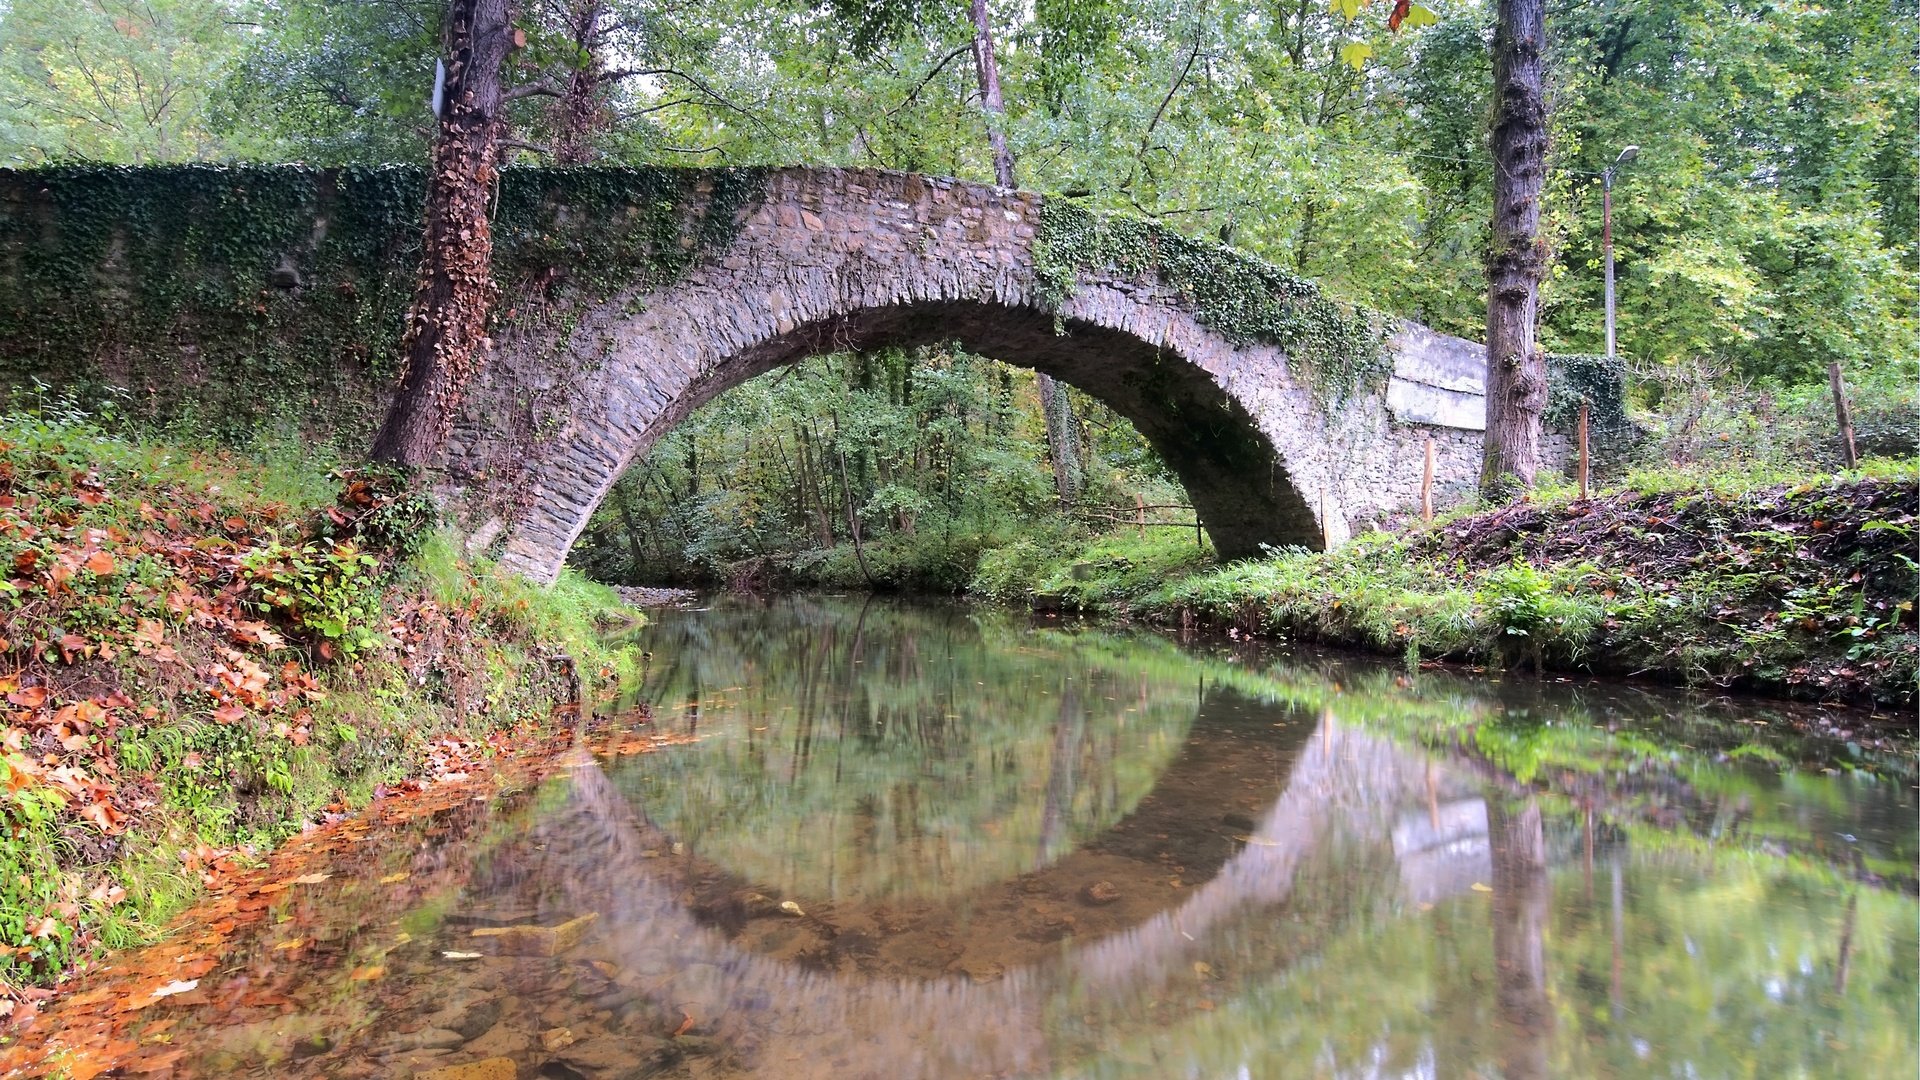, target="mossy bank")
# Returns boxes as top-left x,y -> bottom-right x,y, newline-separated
972,462 -> 1919,713
0,407 -> 642,991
